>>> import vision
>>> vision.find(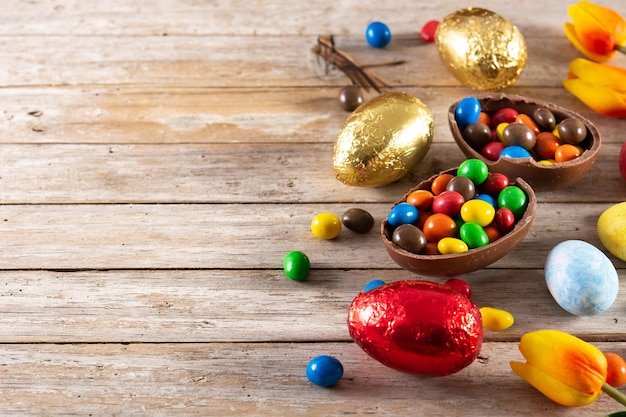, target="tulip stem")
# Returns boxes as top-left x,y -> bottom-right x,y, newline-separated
616,43 -> 626,55
603,383 -> 626,407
